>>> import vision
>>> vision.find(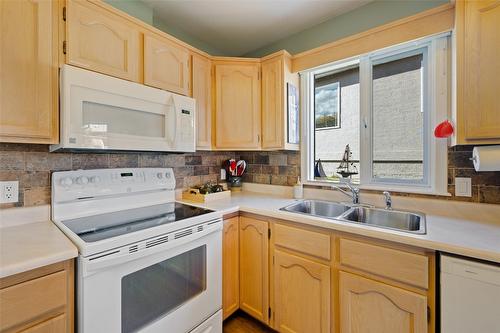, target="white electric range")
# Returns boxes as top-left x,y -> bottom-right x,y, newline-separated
51,168 -> 223,333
